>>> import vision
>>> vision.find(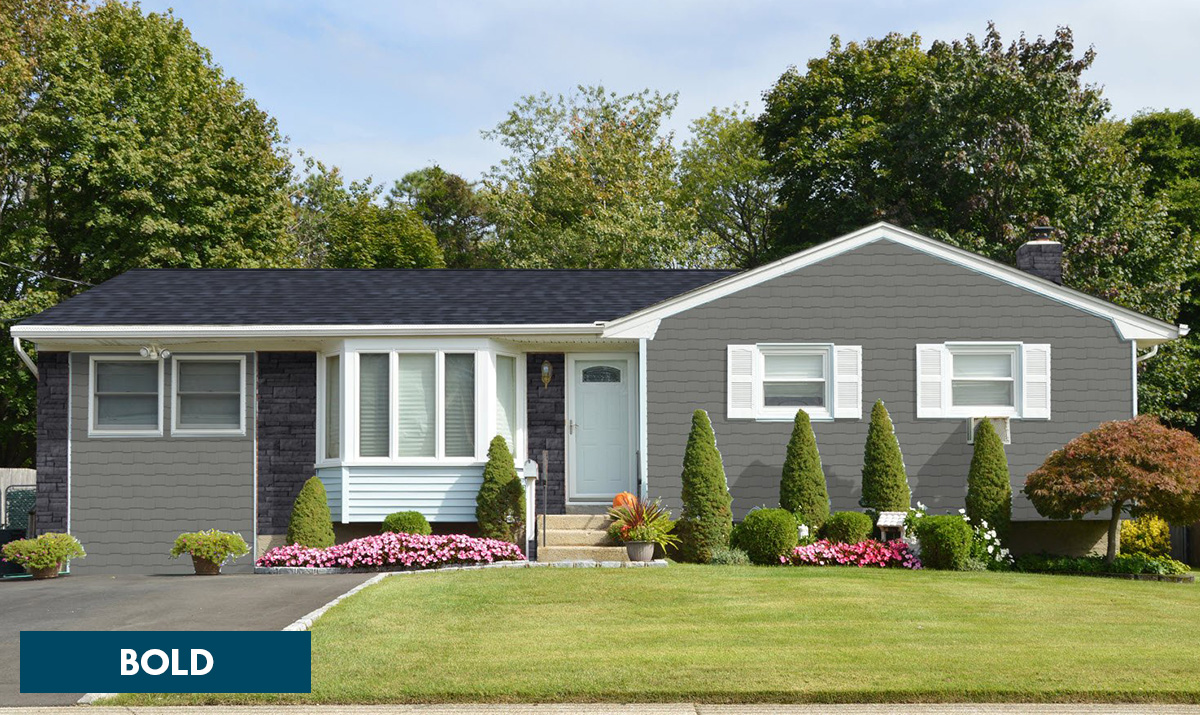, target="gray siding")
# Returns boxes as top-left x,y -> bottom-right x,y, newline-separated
69,353 -> 256,573
256,352 -> 317,535
35,352 -> 69,534
646,239 -> 1133,522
